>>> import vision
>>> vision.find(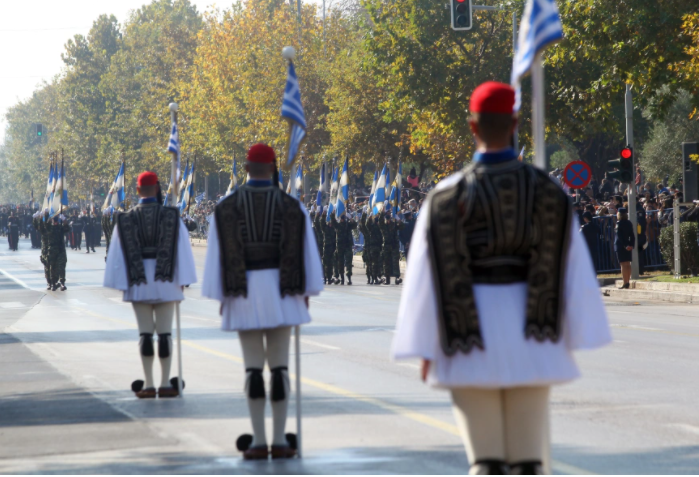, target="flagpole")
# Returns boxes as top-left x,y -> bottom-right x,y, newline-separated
531,52 -> 547,172
169,102 -> 184,399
